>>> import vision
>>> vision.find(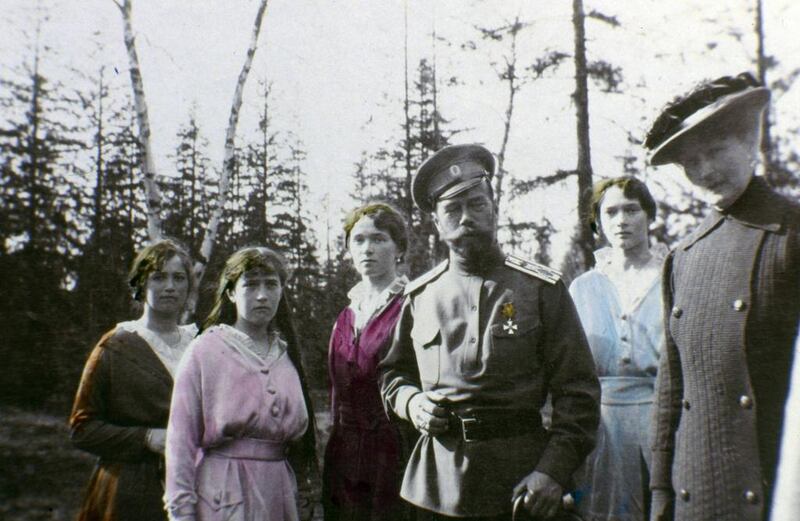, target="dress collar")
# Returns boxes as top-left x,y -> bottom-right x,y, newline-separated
347,275 -> 409,308
347,275 -> 408,332
117,319 -> 197,376
681,176 -> 782,251
593,243 -> 668,278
